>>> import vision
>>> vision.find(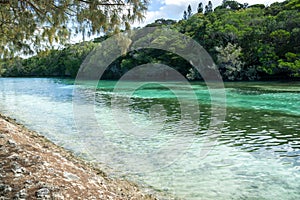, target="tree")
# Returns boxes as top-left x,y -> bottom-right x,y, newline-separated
204,1 -> 213,14
197,2 -> 203,13
187,5 -> 193,18
2,0 -> 300,80
285,0 -> 300,10
257,44 -> 278,75
183,10 -> 188,20
215,43 -> 244,80
248,4 -> 266,9
278,52 -> 300,77
0,0 -> 149,57
221,1 -> 244,10
146,19 -> 176,27
1,41 -> 97,77
243,3 -> 249,8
